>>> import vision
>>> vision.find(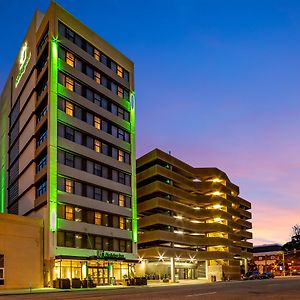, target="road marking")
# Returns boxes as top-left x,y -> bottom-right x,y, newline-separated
186,291 -> 216,297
